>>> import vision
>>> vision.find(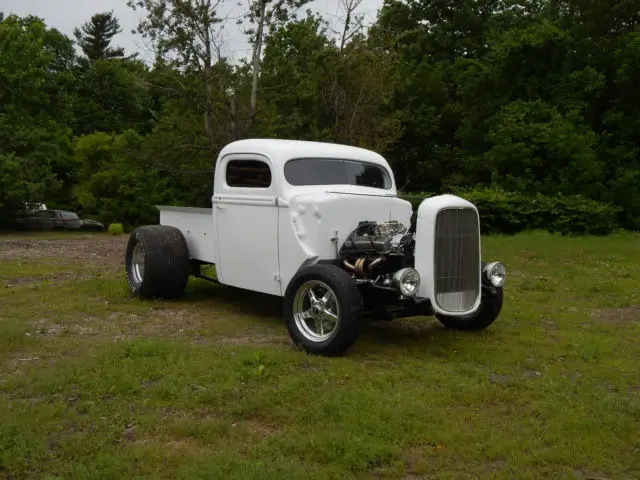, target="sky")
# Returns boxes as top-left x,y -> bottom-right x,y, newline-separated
1,0 -> 385,63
